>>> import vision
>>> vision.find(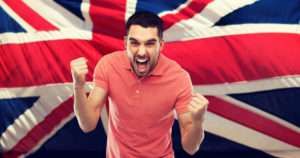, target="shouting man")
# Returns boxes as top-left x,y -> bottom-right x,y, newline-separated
70,11 -> 208,158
